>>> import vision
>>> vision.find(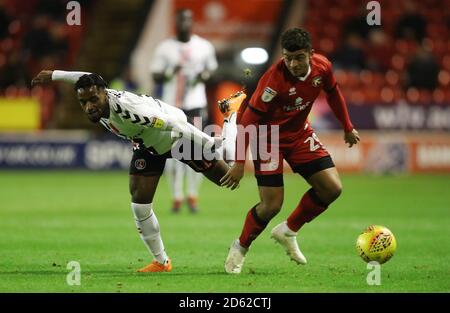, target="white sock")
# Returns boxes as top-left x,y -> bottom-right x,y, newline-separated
131,202 -> 168,264
165,159 -> 185,201
282,221 -> 297,236
186,164 -> 202,198
221,113 -> 237,164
